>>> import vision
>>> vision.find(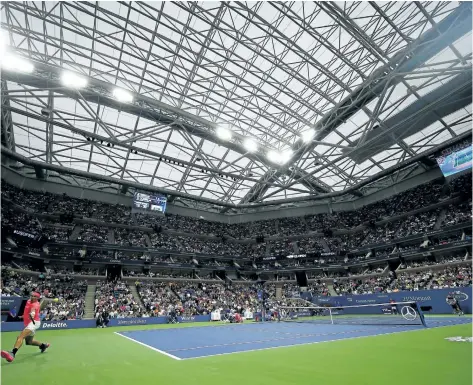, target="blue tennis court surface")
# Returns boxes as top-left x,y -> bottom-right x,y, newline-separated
115,317 -> 472,360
